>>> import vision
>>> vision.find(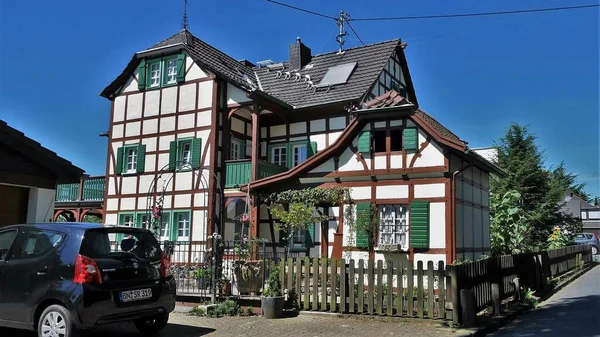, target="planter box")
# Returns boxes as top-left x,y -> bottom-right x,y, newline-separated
233,262 -> 263,294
